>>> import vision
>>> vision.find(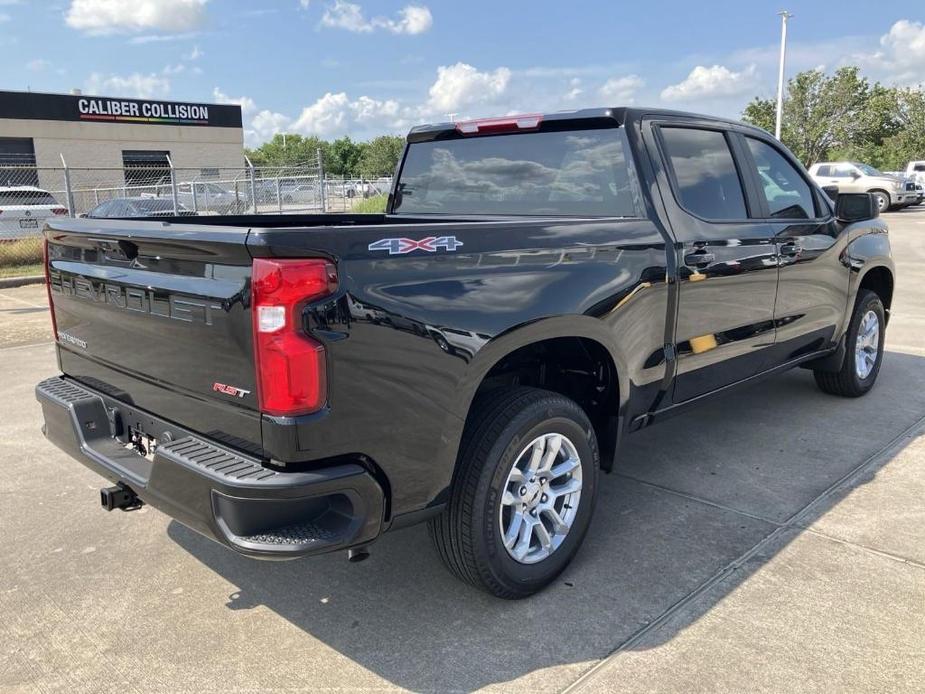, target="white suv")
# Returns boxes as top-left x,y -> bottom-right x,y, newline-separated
808,162 -> 914,212
0,186 -> 67,239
